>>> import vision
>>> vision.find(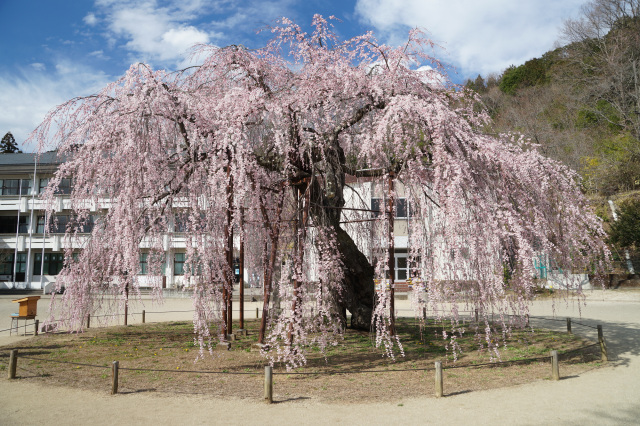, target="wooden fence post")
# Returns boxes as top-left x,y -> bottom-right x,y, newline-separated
142,310 -> 146,324
35,320 -> 39,336
256,307 -> 259,319
86,314 -> 90,329
435,361 -> 443,397
111,361 -> 119,395
597,325 -> 608,362
264,365 -> 273,403
566,318 -> 572,334
8,349 -> 18,379
474,309 -> 478,323
551,350 -> 559,380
